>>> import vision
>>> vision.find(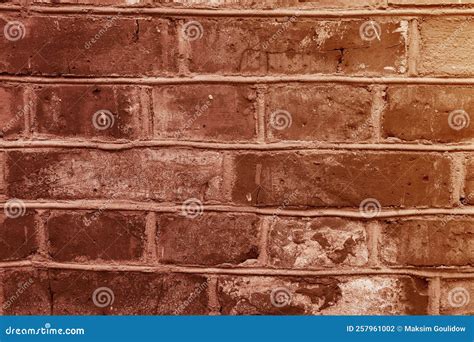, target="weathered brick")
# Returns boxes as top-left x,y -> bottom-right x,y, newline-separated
217,276 -> 429,314
440,279 -> 473,315
0,16 -> 177,76
32,85 -> 147,140
1,268 -> 51,315
231,152 -> 453,208
0,84 -> 26,139
153,85 -> 257,142
463,157 -> 474,204
383,86 -> 474,142
419,18 -> 474,76
266,84 -> 373,142
0,211 -> 37,262
157,213 -> 260,266
6,149 -> 224,202
390,0 -> 474,4
380,217 -> 474,266
46,210 -> 147,263
186,18 -> 406,75
268,217 -> 369,268
50,270 -> 209,314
